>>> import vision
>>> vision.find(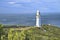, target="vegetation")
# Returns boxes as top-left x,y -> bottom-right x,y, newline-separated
0,24 -> 60,40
